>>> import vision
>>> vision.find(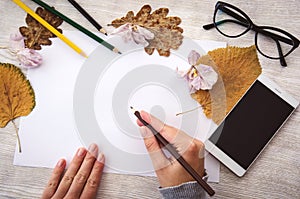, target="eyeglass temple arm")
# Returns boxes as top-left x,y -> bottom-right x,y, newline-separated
274,39 -> 287,66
